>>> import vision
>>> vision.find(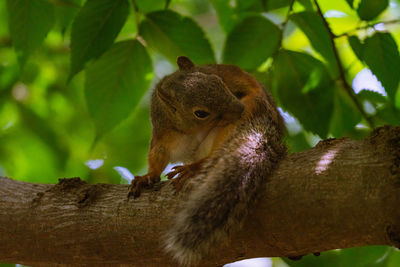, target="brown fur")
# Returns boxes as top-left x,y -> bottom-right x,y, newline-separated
129,59 -> 245,198
163,59 -> 286,265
